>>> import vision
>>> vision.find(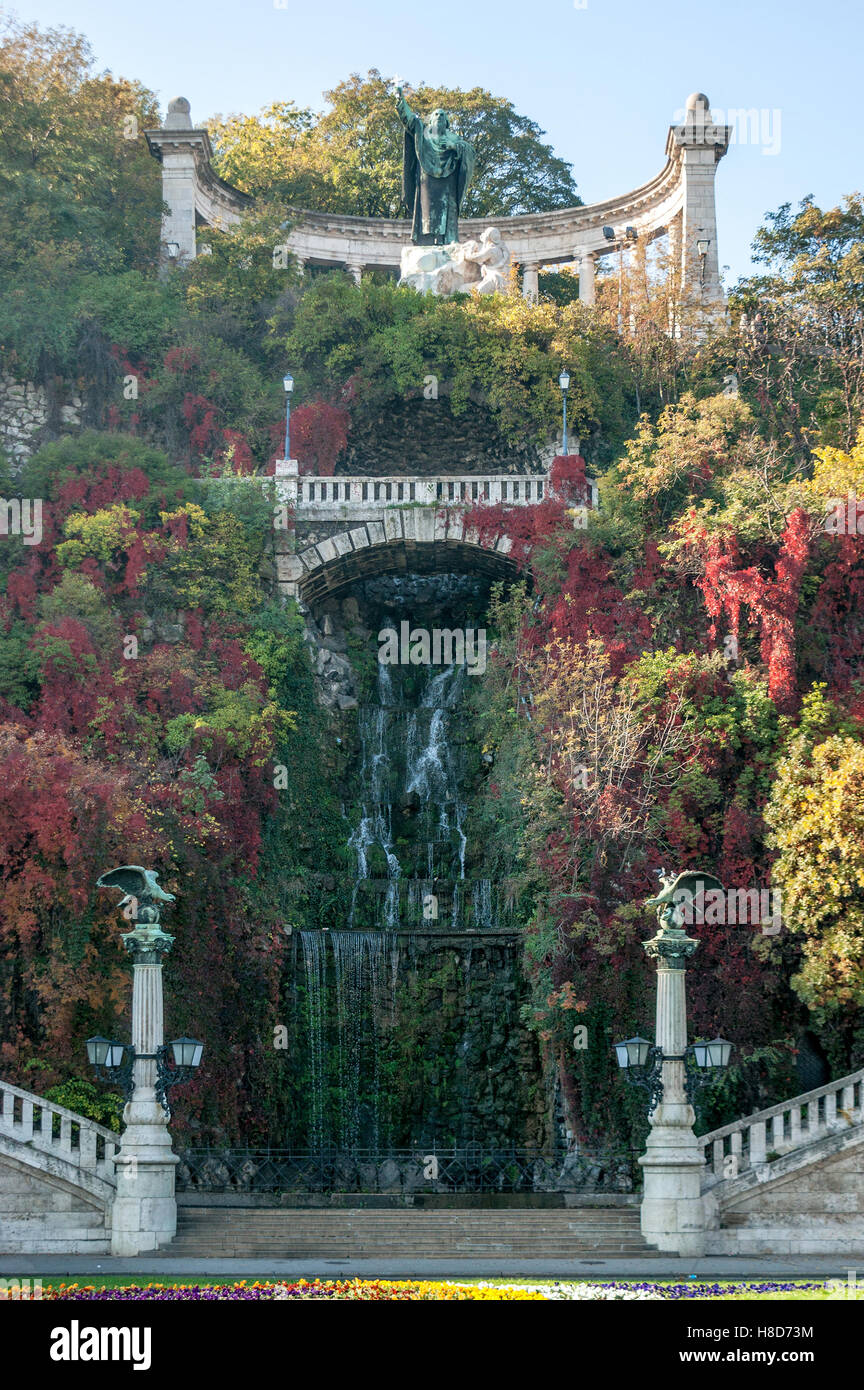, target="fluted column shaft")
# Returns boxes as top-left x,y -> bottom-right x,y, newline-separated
639,923 -> 706,1255
110,940 -> 178,1256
